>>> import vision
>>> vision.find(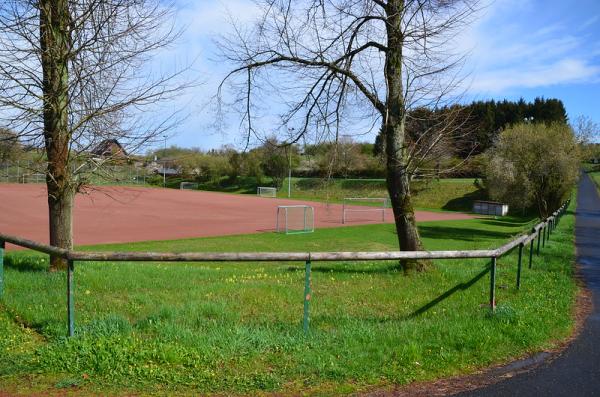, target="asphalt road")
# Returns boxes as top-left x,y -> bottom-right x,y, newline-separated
456,173 -> 600,397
